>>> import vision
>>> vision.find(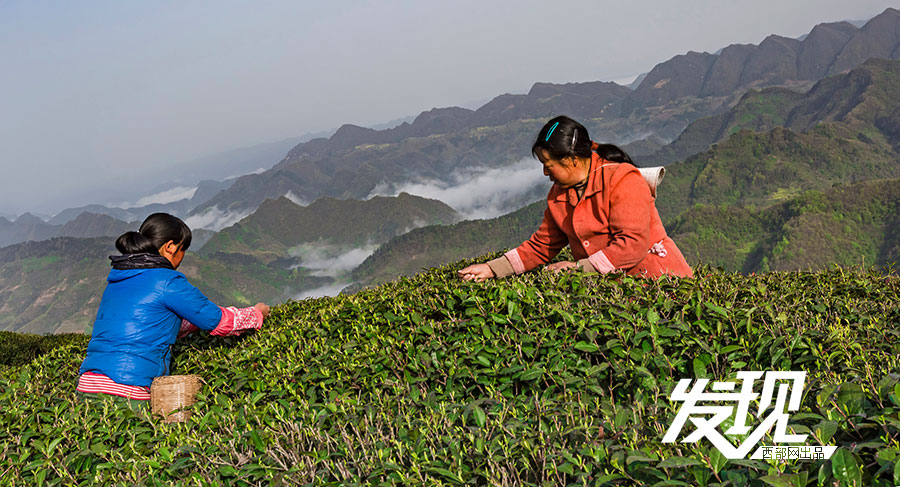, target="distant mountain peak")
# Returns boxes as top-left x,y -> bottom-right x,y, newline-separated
828,7 -> 900,75
67,211 -> 122,224
14,213 -> 45,224
810,20 -> 859,33
409,107 -> 476,135
761,33 -> 801,44
255,195 -> 304,213
58,212 -> 131,239
332,124 -> 377,139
